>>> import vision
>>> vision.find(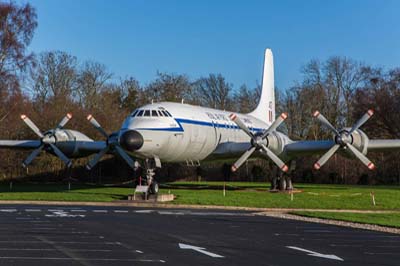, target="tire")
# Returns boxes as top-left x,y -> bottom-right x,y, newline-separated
149,181 -> 159,195
279,178 -> 286,191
